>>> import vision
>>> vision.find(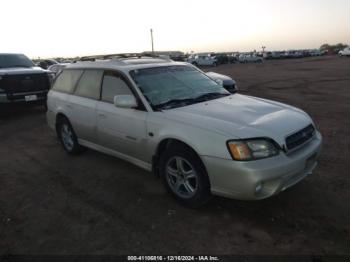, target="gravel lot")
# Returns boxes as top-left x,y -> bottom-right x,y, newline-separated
0,56 -> 350,255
